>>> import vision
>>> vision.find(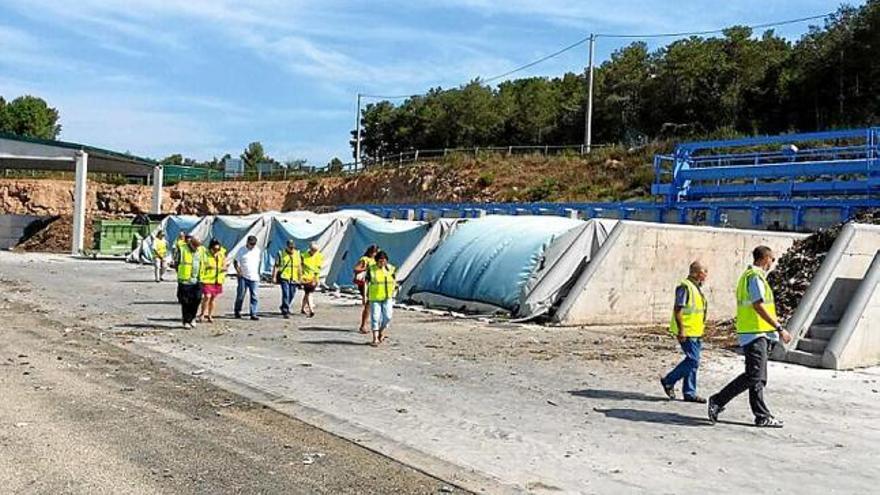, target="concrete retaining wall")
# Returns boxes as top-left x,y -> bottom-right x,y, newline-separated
553,221 -> 805,326
0,214 -> 43,249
